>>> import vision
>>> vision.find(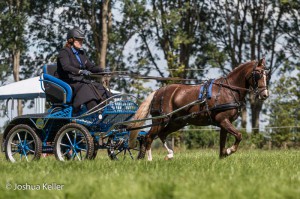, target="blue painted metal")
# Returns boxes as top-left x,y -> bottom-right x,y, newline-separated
42,74 -> 73,103
47,106 -> 73,118
7,65 -> 147,158
99,100 -> 138,132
